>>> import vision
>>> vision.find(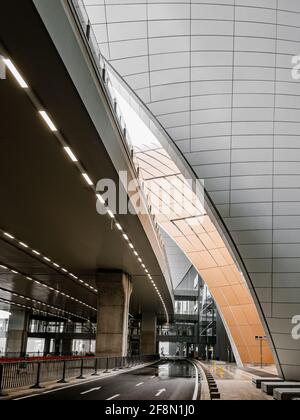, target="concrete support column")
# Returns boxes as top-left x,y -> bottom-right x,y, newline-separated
6,310 -> 29,356
140,312 -> 157,356
96,271 -> 132,357
61,338 -> 73,356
